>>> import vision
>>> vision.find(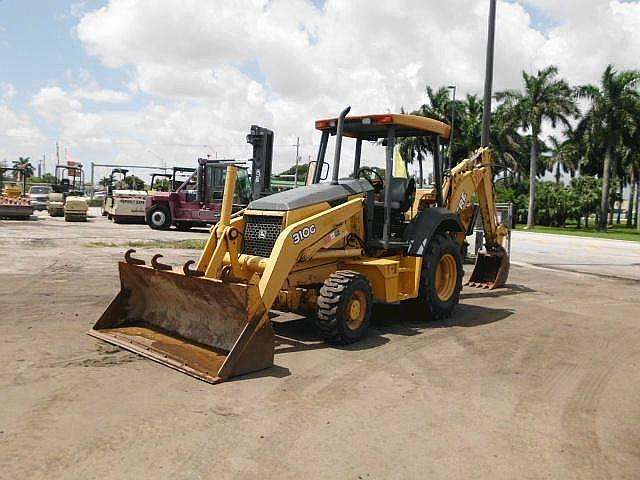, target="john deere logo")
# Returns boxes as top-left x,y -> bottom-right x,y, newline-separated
258,229 -> 267,239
